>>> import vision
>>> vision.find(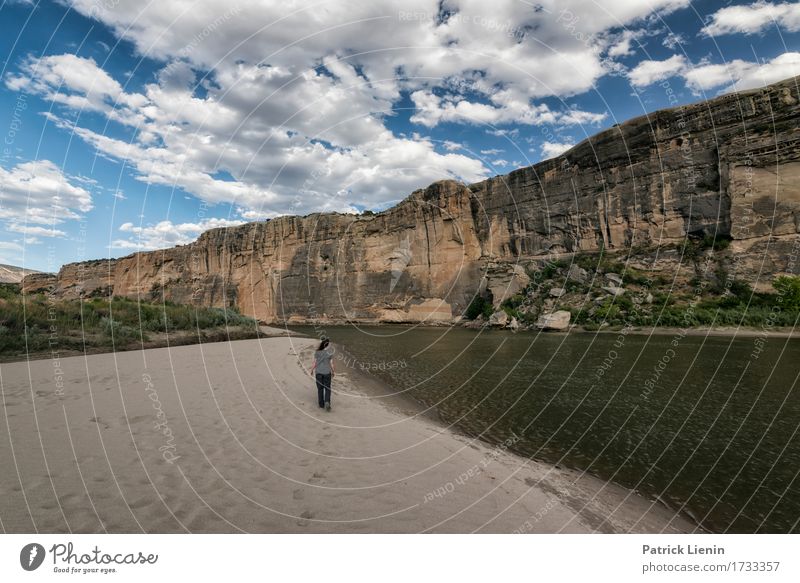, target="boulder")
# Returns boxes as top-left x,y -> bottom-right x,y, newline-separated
645,292 -> 654,304
549,287 -> 566,298
567,264 -> 589,283
602,286 -> 625,297
489,310 -> 509,327
464,315 -> 485,329
507,317 -> 520,331
486,263 -> 531,306
605,273 -> 623,286
535,310 -> 571,331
